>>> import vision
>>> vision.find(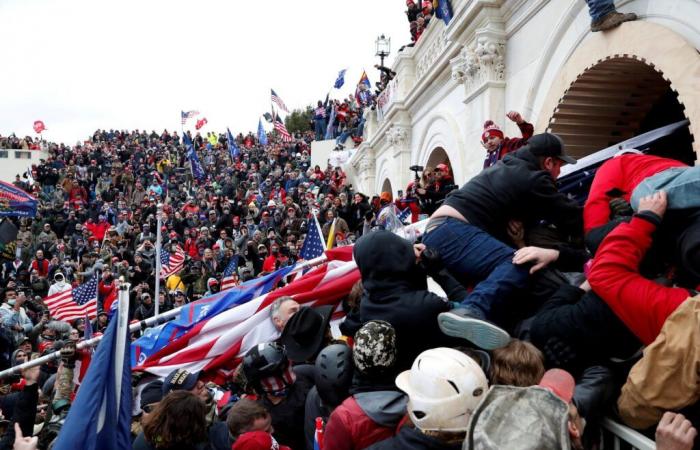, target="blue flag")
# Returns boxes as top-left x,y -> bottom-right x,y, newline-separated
0,180 -> 38,218
131,265 -> 295,366
435,0 -> 453,25
226,128 -> 240,159
53,299 -> 131,450
257,119 -> 268,146
334,69 -> 347,89
183,133 -> 205,180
